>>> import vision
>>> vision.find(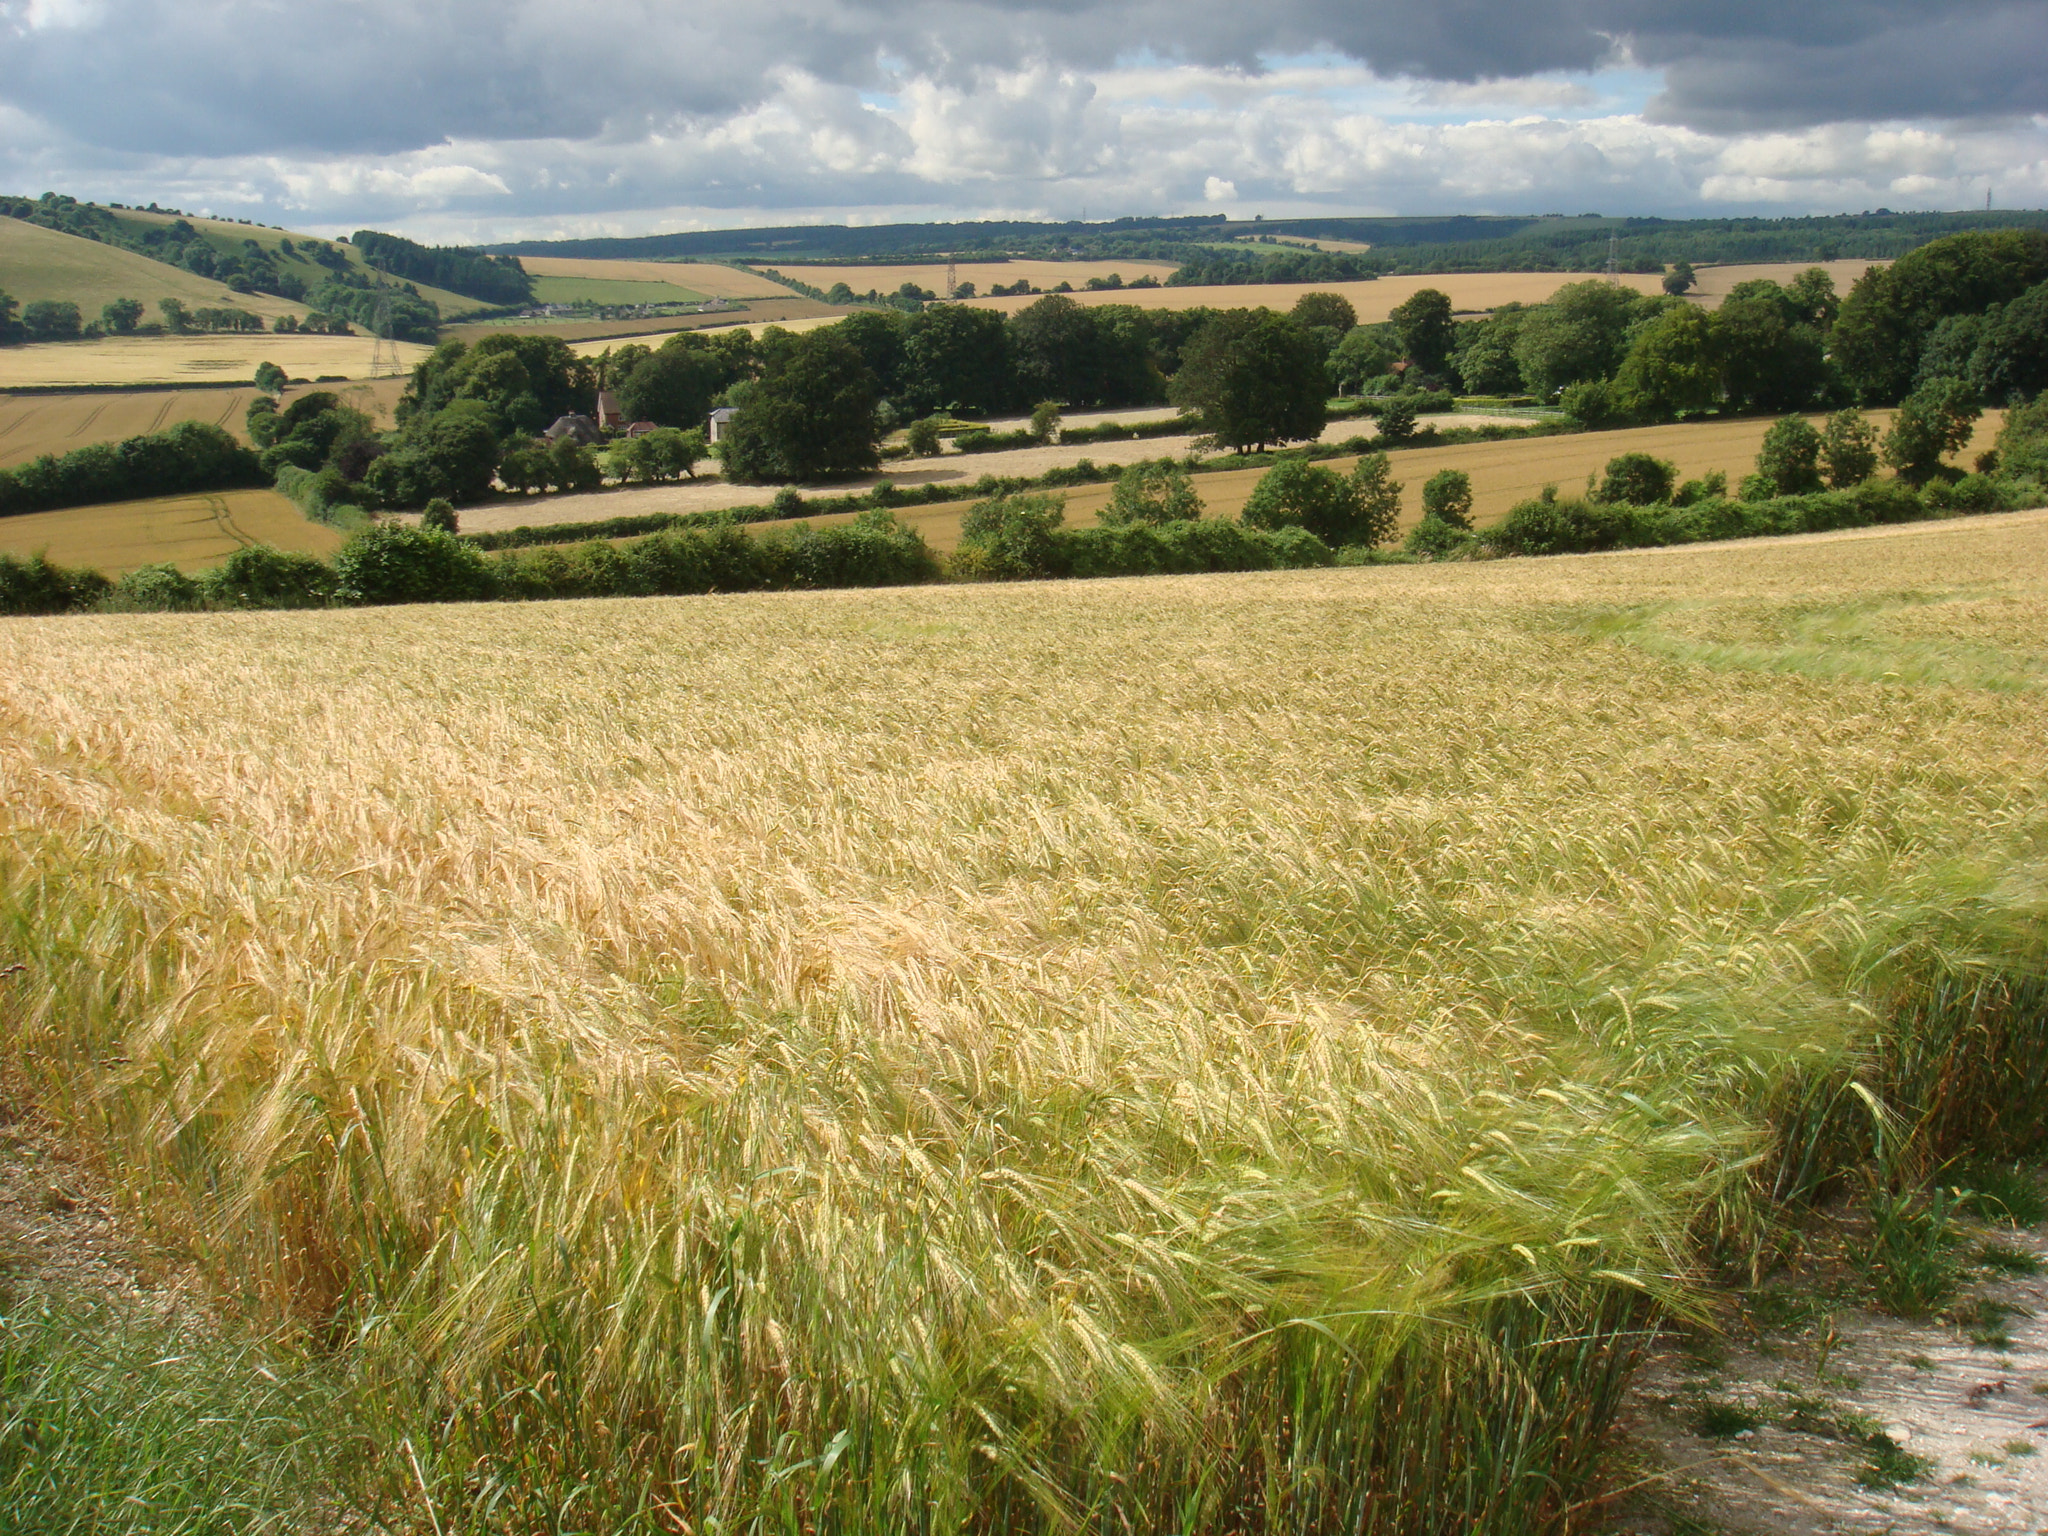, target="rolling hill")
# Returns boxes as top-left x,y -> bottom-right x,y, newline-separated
0,216 -> 310,323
